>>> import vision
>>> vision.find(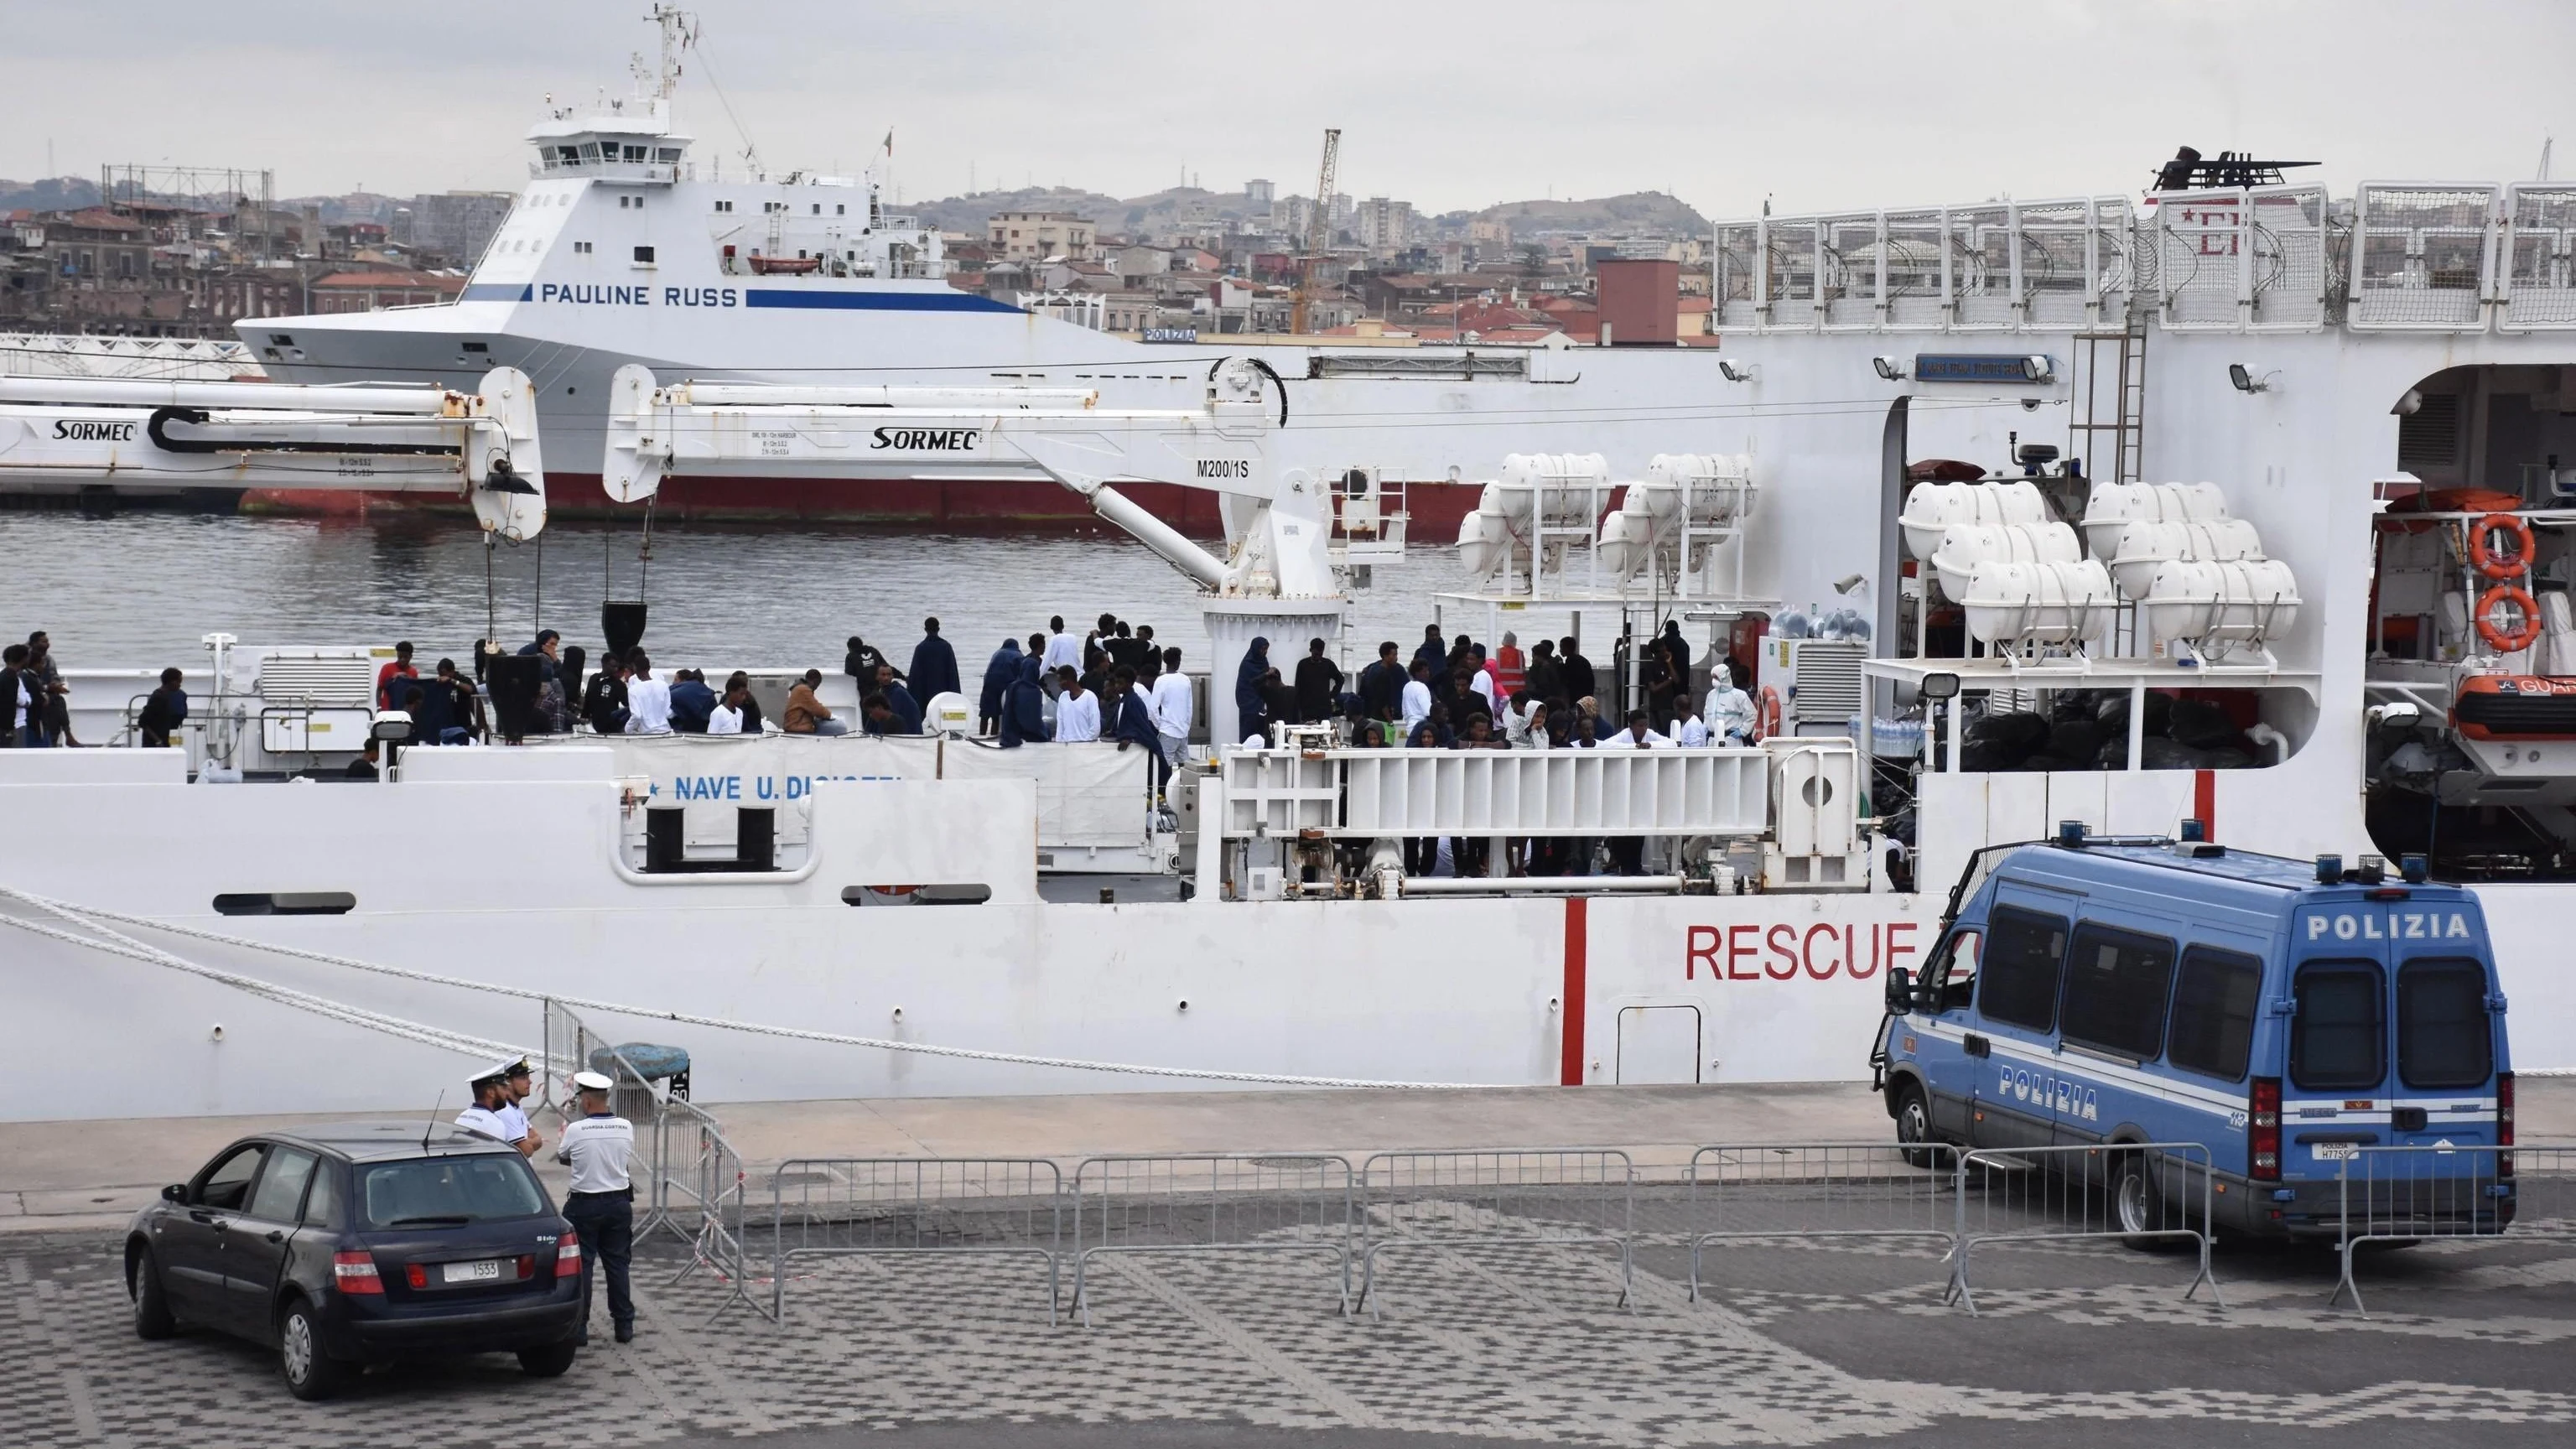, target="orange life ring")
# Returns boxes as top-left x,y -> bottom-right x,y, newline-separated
2475,584 -> 2543,654
2470,512 -> 2535,579
1757,685 -> 1783,741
